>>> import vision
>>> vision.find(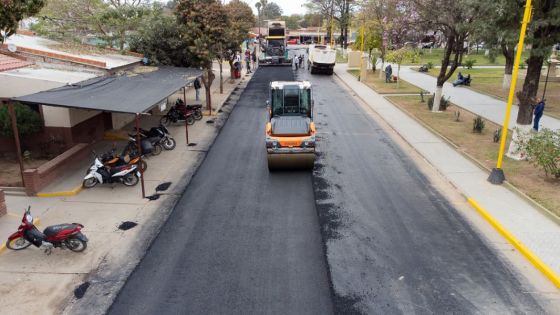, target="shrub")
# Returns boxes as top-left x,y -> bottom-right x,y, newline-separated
426,61 -> 434,69
487,49 -> 497,63
463,59 -> 476,69
519,128 -> 560,178
427,95 -> 451,111
0,103 -> 43,137
473,116 -> 485,133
